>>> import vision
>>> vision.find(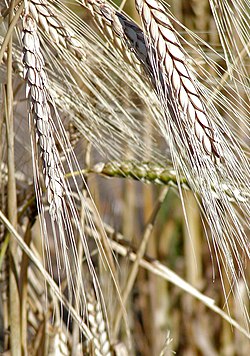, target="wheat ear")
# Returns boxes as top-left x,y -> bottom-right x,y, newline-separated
81,0 -> 222,159
81,0 -> 150,74
22,13 -> 64,219
135,0 -> 221,159
87,292 -> 112,356
29,0 -> 84,59
22,5 -> 128,337
74,160 -> 249,203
